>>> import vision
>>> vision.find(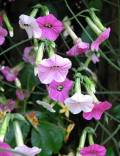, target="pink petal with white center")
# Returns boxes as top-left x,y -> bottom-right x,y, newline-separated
91,27 -> 111,51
